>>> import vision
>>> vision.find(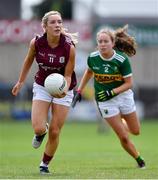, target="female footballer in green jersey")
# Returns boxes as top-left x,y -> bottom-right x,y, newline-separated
72,25 -> 146,169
